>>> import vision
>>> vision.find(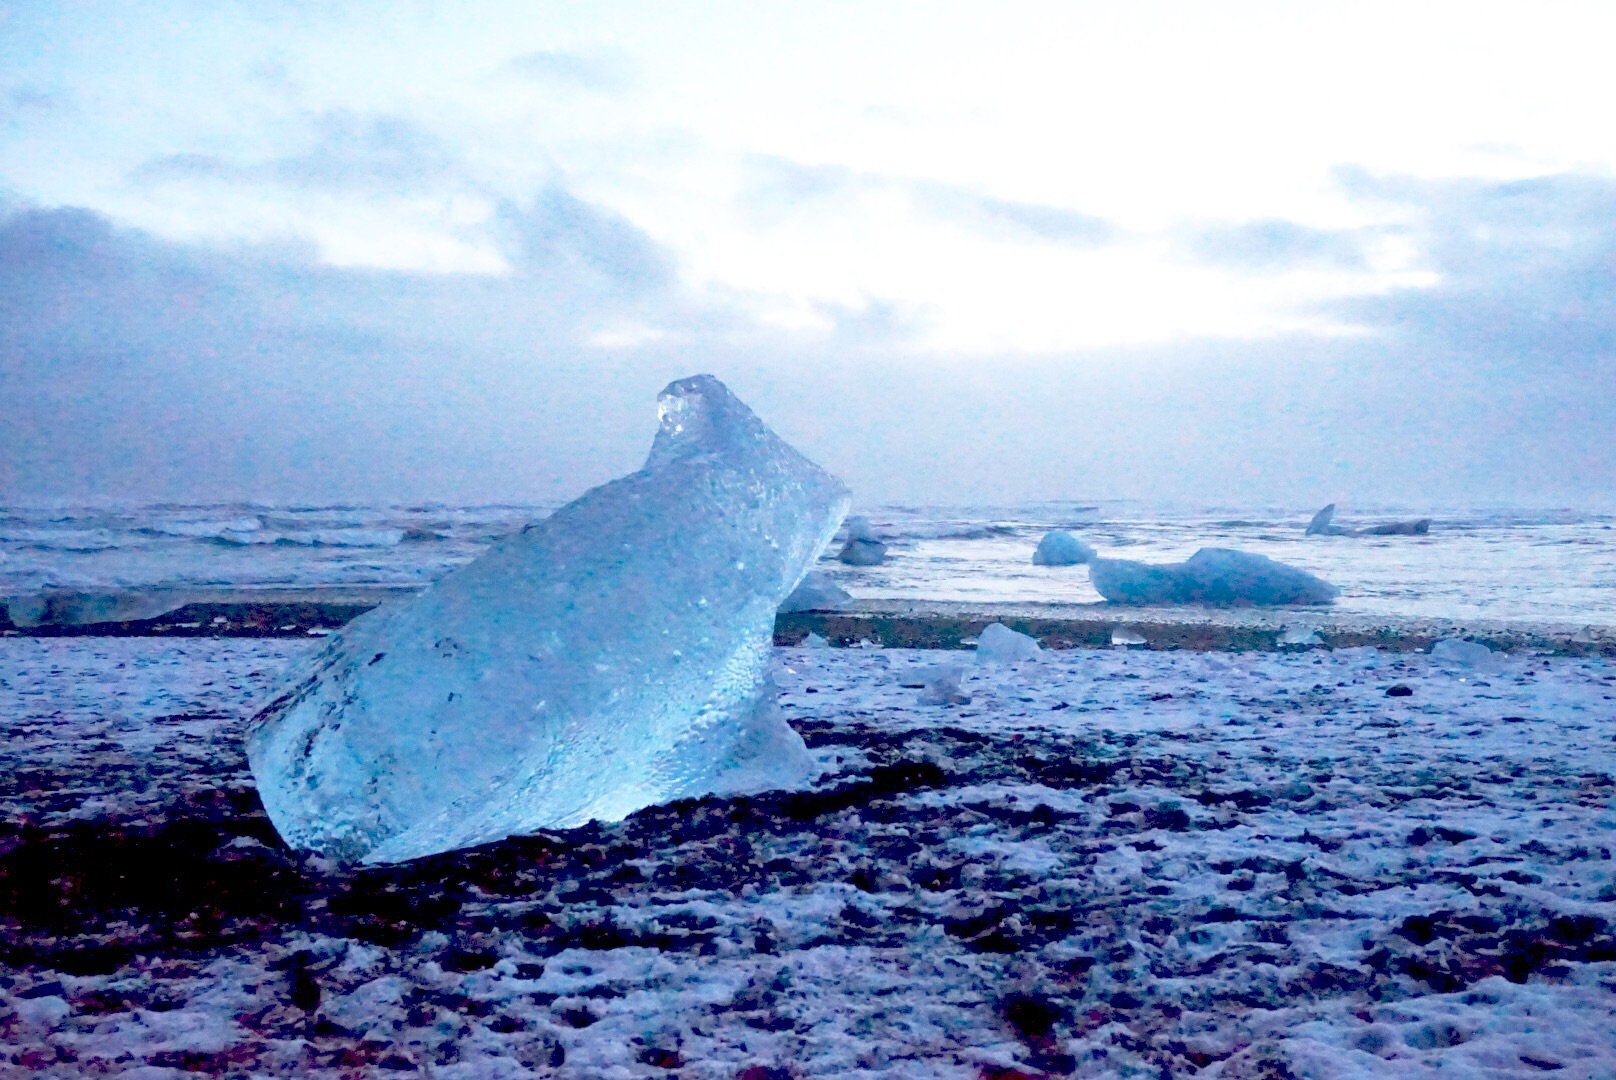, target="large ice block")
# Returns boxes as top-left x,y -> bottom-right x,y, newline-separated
245,375 -> 850,863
